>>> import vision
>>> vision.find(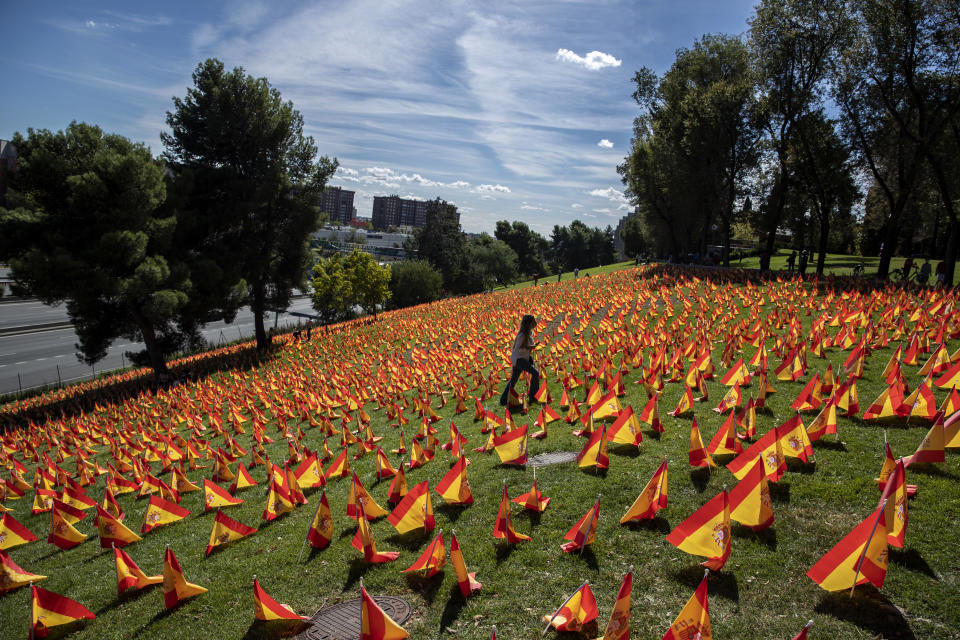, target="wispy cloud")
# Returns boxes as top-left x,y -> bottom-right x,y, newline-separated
556,48 -> 622,70
597,139 -> 614,148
